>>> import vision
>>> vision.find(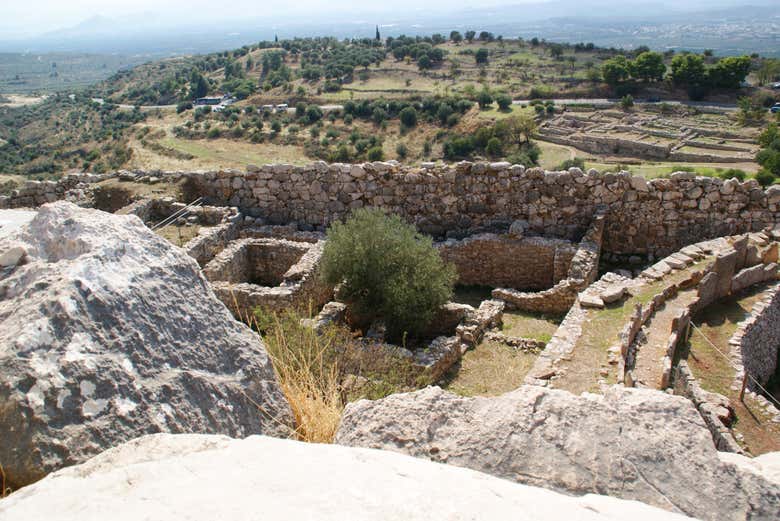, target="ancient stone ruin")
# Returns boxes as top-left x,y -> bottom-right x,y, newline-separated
538,107 -> 760,163
2,161 -> 779,520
